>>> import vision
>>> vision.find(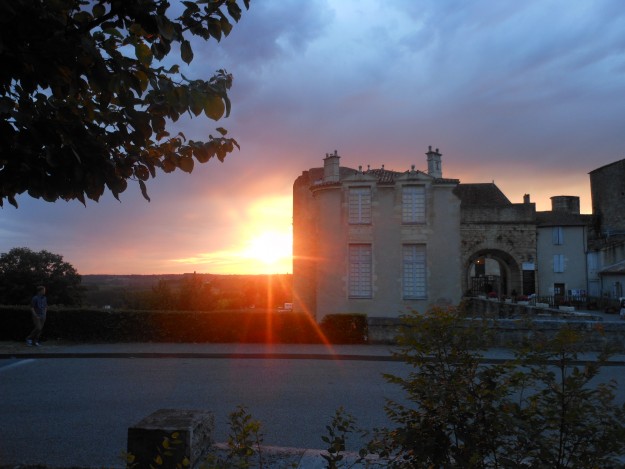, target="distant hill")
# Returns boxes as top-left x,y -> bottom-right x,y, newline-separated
81,273 -> 293,310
